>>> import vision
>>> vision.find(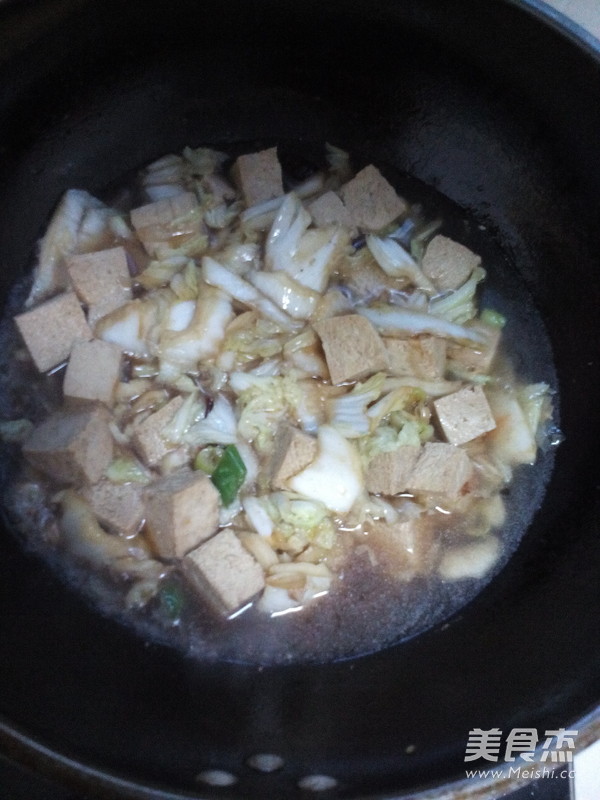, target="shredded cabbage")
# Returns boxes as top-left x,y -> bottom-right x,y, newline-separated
326,373 -> 386,438
184,395 -> 238,447
234,376 -> 303,455
367,235 -> 435,292
429,266 -> 486,324
517,382 -> 552,436
202,255 -> 299,331
182,146 -> 229,177
358,304 -> 486,344
288,425 -> 363,513
249,270 -> 319,320
27,190 -> 132,306
325,142 -> 353,184
266,193 -> 345,292
366,386 -> 425,429
105,458 -> 152,485
162,391 -> 206,444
